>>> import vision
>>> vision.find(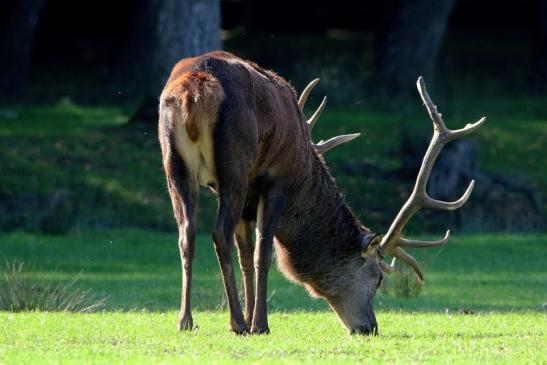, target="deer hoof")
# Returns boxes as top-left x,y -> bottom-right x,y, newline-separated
250,326 -> 270,335
178,316 -> 194,331
230,321 -> 249,335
